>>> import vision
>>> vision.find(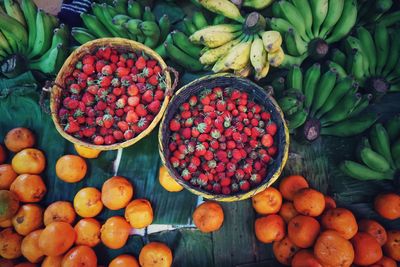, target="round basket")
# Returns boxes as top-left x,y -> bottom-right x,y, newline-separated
158,73 -> 290,202
50,38 -> 175,151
